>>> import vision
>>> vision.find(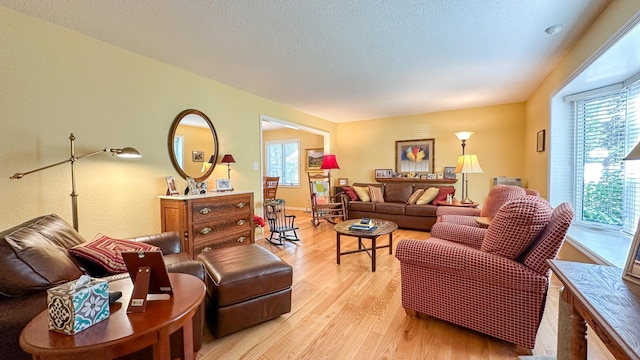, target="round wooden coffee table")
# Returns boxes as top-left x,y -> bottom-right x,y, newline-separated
334,219 -> 398,272
20,273 -> 205,360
